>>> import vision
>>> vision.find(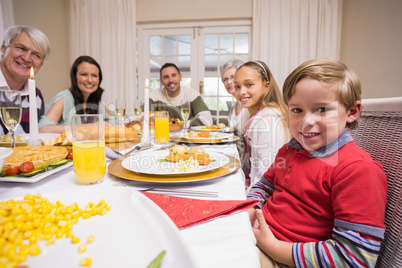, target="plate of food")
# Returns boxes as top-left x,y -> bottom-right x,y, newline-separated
121,145 -> 230,176
190,123 -> 228,132
0,134 -> 27,147
3,188 -> 197,267
170,131 -> 239,144
0,145 -> 73,183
